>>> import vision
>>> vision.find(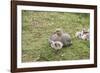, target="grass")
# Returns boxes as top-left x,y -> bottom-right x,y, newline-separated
22,10 -> 90,62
